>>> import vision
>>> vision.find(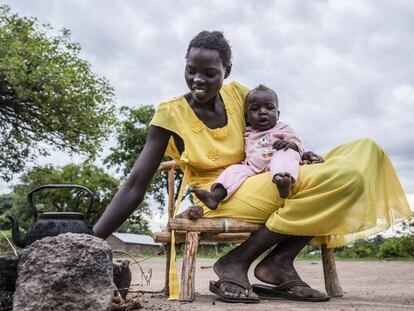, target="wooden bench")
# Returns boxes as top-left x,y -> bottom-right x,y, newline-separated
153,160 -> 343,301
